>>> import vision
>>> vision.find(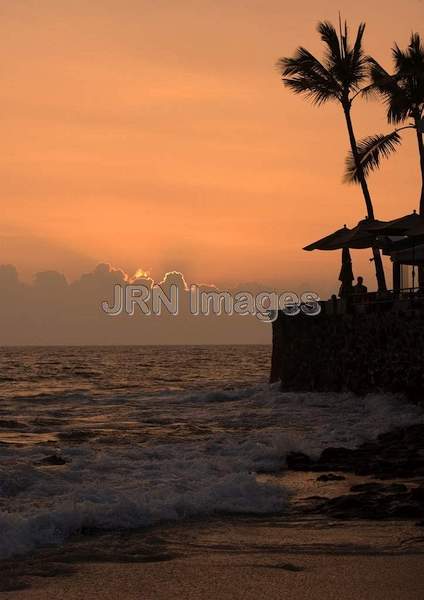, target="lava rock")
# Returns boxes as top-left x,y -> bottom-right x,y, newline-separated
286,452 -> 313,471
315,488 -> 424,520
39,454 -> 67,466
57,430 -> 94,441
411,486 -> 424,502
317,473 -> 346,482
316,447 -> 359,471
350,482 -> 407,494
